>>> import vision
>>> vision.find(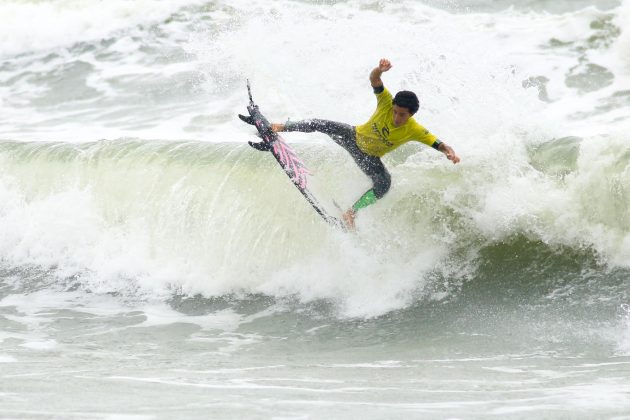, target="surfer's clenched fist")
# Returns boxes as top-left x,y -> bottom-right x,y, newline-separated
378,58 -> 392,72
370,59 -> 392,88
